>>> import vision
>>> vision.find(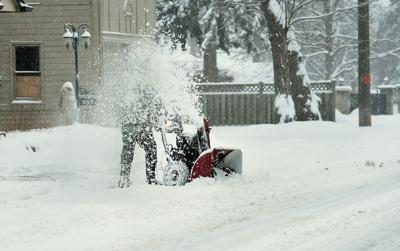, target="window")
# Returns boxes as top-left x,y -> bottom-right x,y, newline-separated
13,44 -> 41,100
